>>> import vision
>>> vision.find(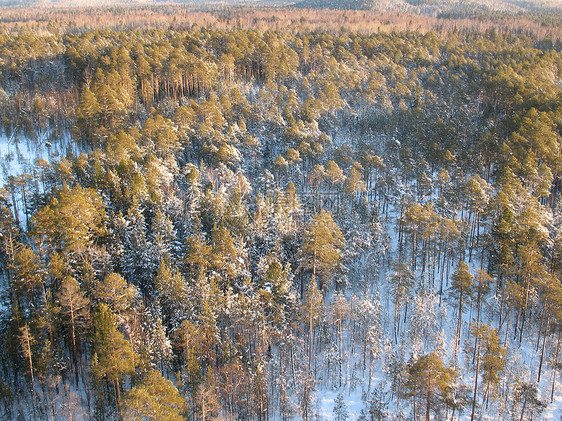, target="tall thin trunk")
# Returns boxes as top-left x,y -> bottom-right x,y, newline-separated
394,299 -> 400,344
114,379 -> 122,421
308,311 -> 313,373
514,307 -> 521,341
551,330 -> 561,402
519,391 -> 528,421
21,325 -> 37,416
368,349 -> 373,390
69,300 -> 80,386
338,318 -> 343,388
66,383 -> 73,421
473,291 -> 483,364
483,381 -> 491,409
470,340 -> 481,421
455,295 -> 463,357
537,316 -> 550,383
425,390 -> 431,421
290,344 -> 296,387
536,302 -> 547,351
